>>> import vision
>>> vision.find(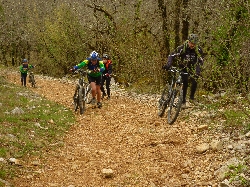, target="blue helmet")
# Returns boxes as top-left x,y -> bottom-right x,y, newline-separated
90,51 -> 99,60
22,59 -> 28,63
